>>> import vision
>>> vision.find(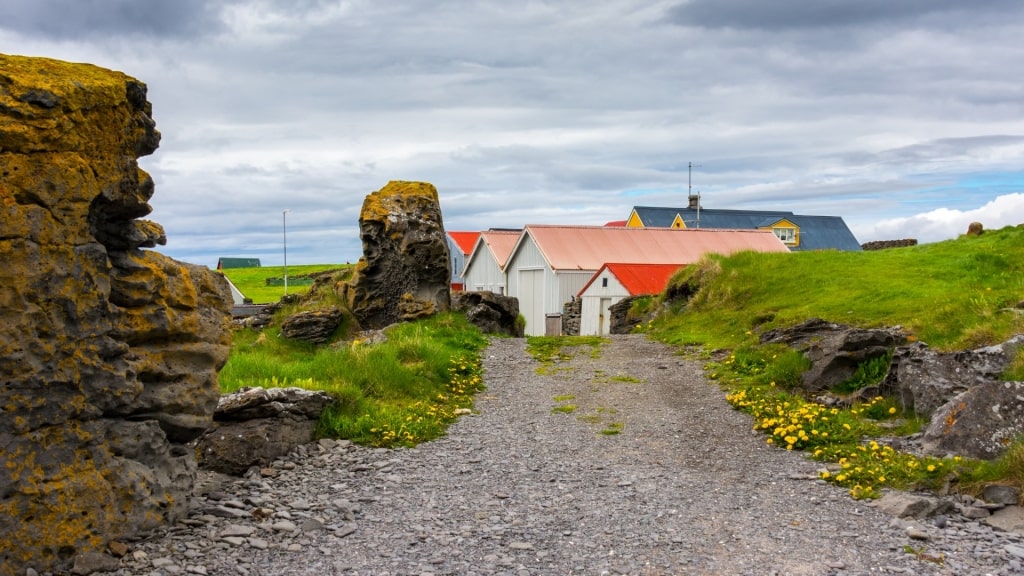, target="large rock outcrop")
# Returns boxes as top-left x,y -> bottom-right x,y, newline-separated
341,181 -> 451,329
0,55 -> 231,575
